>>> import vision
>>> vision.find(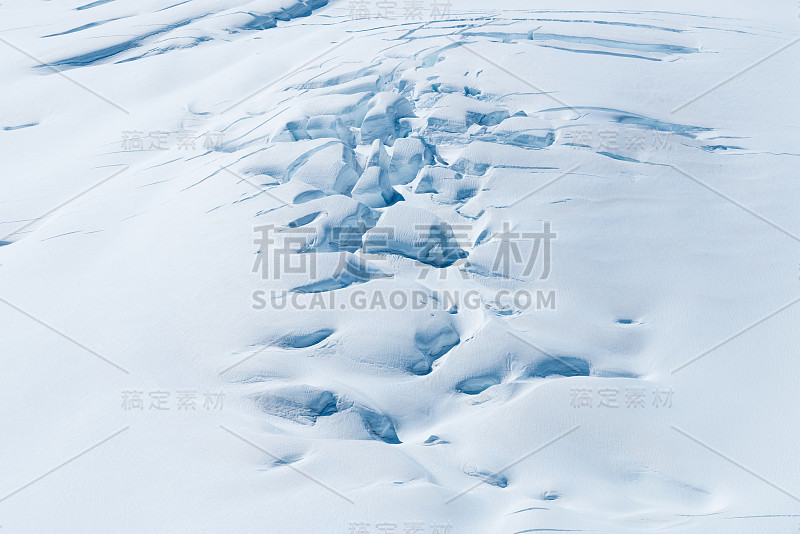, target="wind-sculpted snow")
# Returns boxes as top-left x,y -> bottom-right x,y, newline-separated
388,136 -> 435,184
204,9 -> 795,529
360,92 -> 416,144
2,2 -> 798,532
37,0 -> 330,68
362,204 -> 468,267
289,253 -> 390,292
351,139 -> 401,207
253,385 -> 402,443
423,94 -> 511,138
